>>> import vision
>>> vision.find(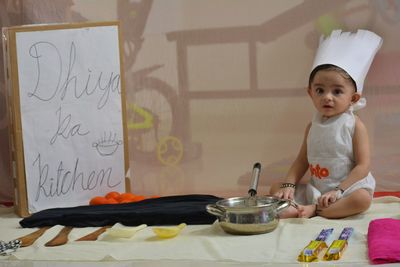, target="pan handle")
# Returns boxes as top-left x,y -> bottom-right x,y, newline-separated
206,204 -> 225,217
276,200 -> 290,213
